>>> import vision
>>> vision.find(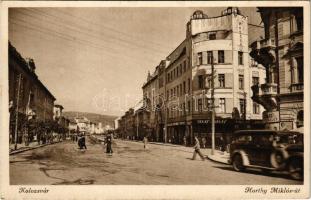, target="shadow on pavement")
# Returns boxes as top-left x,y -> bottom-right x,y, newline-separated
213,166 -> 301,182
